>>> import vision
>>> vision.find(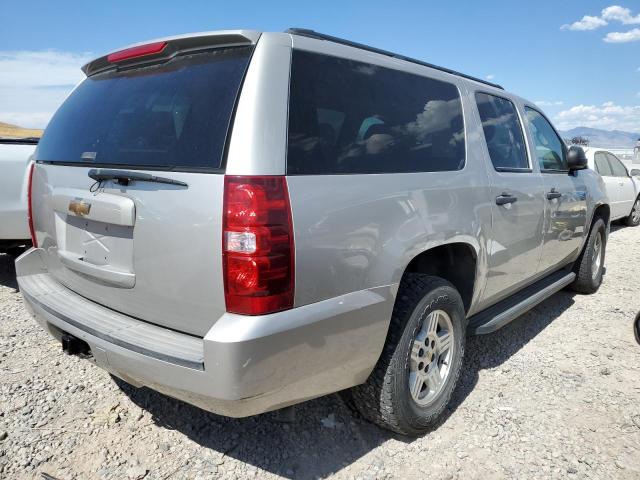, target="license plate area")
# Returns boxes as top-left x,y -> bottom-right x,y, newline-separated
54,212 -> 135,287
65,215 -> 133,268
